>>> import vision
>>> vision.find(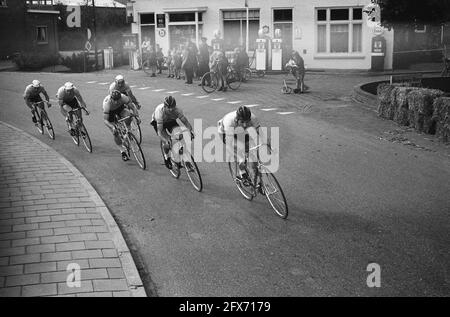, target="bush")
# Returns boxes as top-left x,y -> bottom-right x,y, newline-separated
12,52 -> 60,71
61,52 -> 97,73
